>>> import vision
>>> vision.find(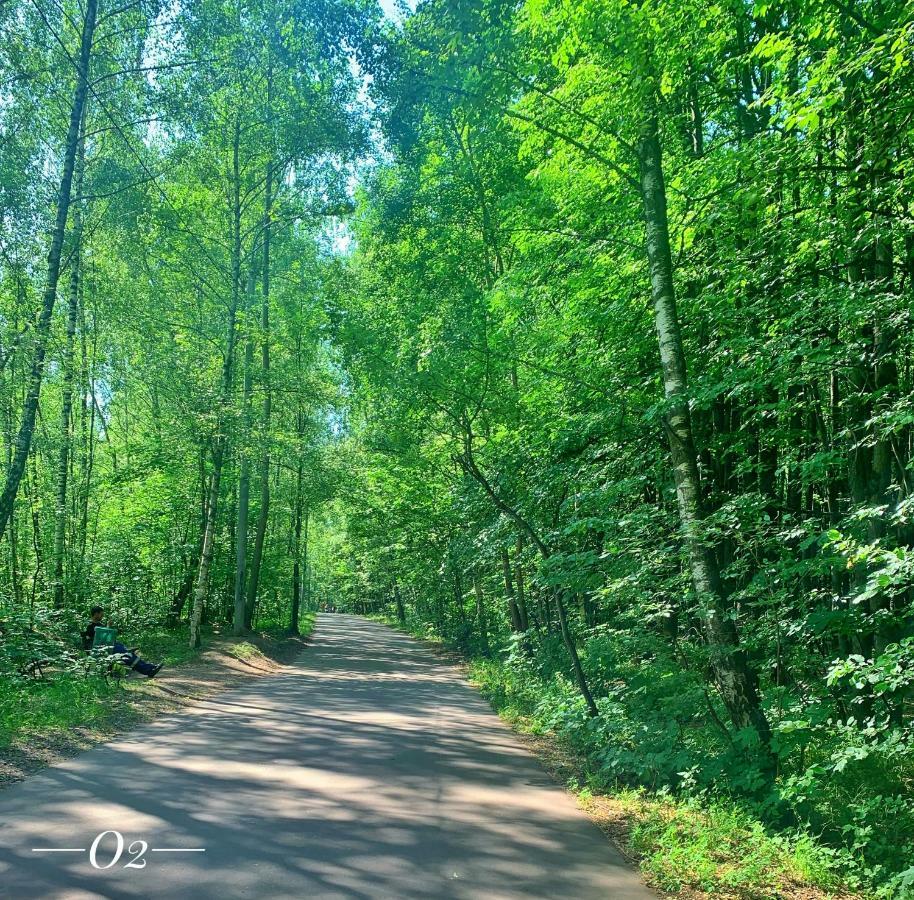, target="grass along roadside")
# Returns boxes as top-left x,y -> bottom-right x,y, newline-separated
368,614 -> 862,900
0,613 -> 315,788
508,726 -> 859,900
